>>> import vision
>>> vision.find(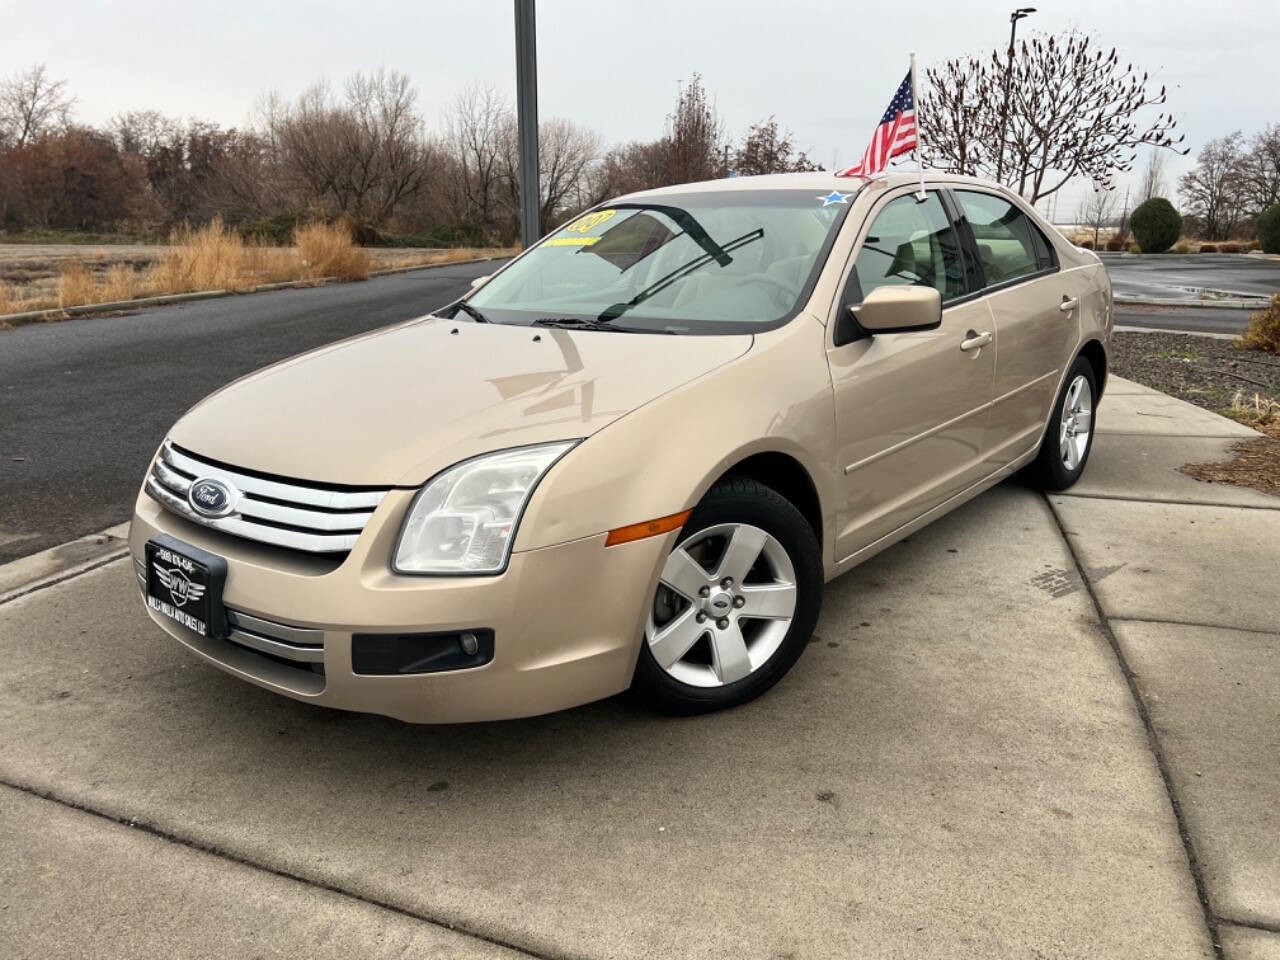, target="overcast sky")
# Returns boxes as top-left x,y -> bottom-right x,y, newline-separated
5,0 -> 1278,219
